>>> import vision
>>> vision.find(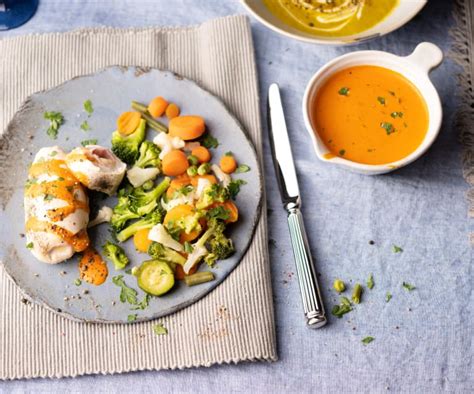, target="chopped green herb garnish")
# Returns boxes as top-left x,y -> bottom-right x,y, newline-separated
74,278 -> 82,286
125,268 -> 133,275
402,282 -> 416,291
362,336 -> 375,345
367,274 -> 374,290
49,151 -> 58,157
112,275 -> 138,305
44,194 -> 54,201
380,122 -> 395,135
331,296 -> 353,318
338,87 -> 350,96
377,96 -> 386,105
184,241 -> 194,254
390,111 -> 404,119
44,111 -> 64,140
26,242 -> 34,249
84,99 -> 94,116
131,294 -> 150,311
80,120 -> 91,131
227,179 -> 247,200
388,91 -> 396,96
57,177 -> 65,182
235,164 -> 251,173
127,314 -> 137,322
206,205 -> 230,221
224,151 -> 233,156
81,139 -> 98,147
201,133 -> 219,149
392,245 -> 403,253
153,323 -> 168,336
385,292 -> 392,302
339,149 -> 346,156
352,283 -> 363,304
